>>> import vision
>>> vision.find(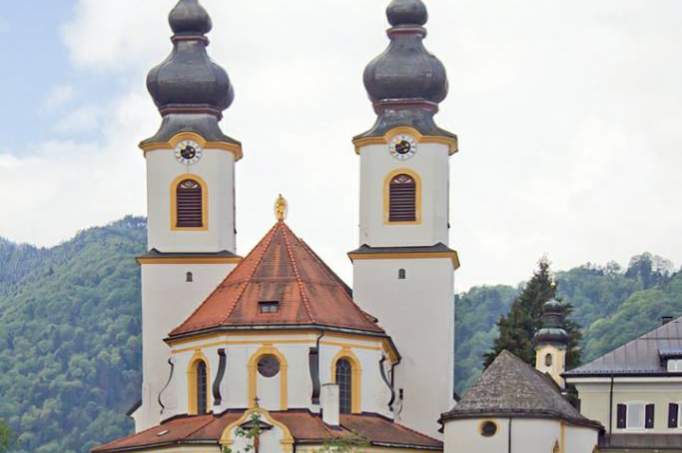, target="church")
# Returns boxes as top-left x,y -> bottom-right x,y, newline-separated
93,1 -> 611,452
